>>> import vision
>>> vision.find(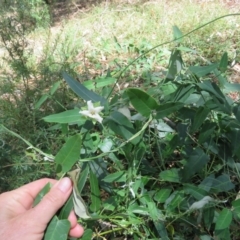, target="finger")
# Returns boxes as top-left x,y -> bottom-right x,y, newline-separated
31,177 -> 73,225
69,224 -> 84,238
68,211 -> 78,228
68,211 -> 84,238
